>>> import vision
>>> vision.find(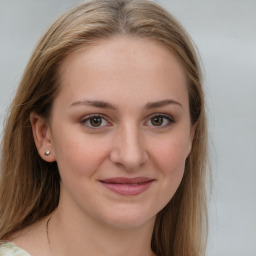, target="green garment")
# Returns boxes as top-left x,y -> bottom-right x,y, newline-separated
0,242 -> 30,256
